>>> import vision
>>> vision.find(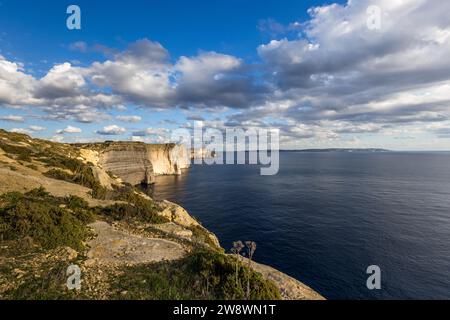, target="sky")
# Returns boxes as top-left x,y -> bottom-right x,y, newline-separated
1,0 -> 450,150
